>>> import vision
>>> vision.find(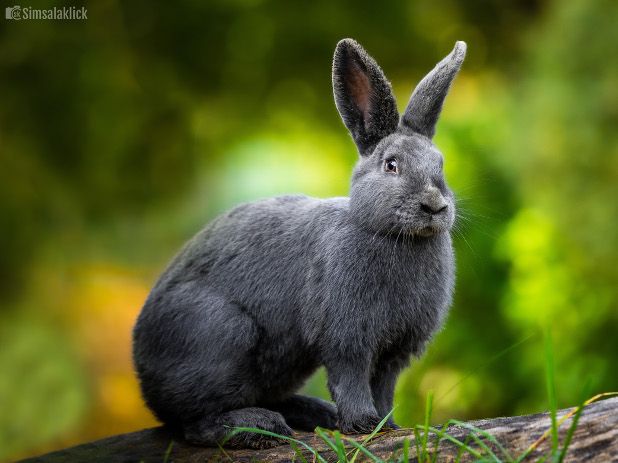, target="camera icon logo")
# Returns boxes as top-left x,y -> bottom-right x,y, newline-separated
5,5 -> 21,20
